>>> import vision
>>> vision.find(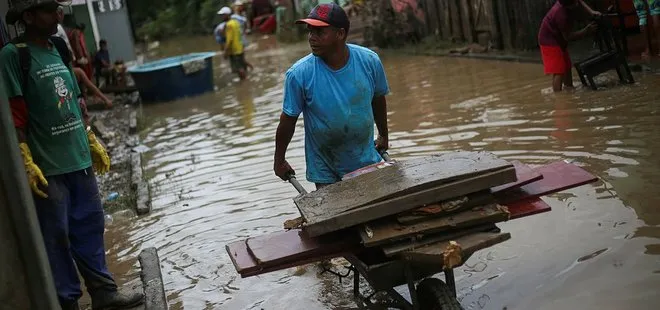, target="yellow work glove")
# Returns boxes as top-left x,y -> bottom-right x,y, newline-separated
19,143 -> 49,198
87,129 -> 111,175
